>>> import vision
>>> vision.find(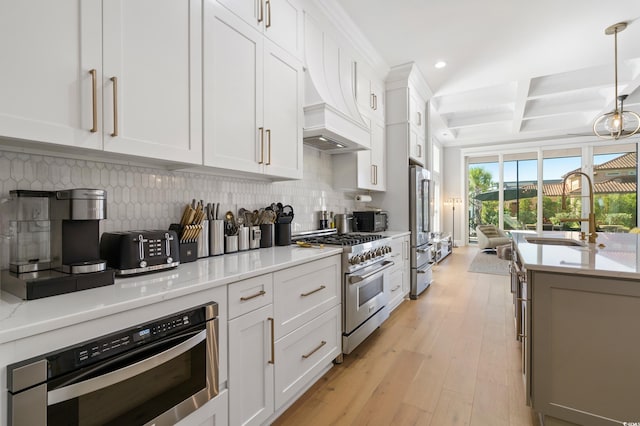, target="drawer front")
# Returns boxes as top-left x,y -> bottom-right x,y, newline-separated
387,267 -> 405,312
273,255 -> 341,339
274,305 -> 341,409
228,273 -> 274,319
